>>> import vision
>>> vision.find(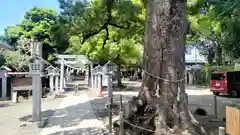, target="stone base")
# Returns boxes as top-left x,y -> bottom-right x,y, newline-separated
47,92 -> 56,100
20,118 -> 48,129
59,89 -> 65,93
